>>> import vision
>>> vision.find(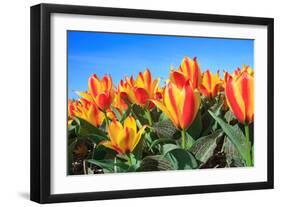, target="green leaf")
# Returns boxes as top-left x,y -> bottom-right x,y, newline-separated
187,112 -> 202,139
208,110 -> 250,166
76,117 -> 108,143
223,136 -> 244,167
190,130 -> 223,164
132,104 -> 149,125
201,103 -> 222,136
185,132 -> 196,149
149,138 -> 177,152
138,155 -> 173,172
110,106 -> 122,121
153,119 -> 178,139
158,112 -> 169,122
120,104 -> 132,122
92,145 -> 117,160
162,144 -> 198,169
